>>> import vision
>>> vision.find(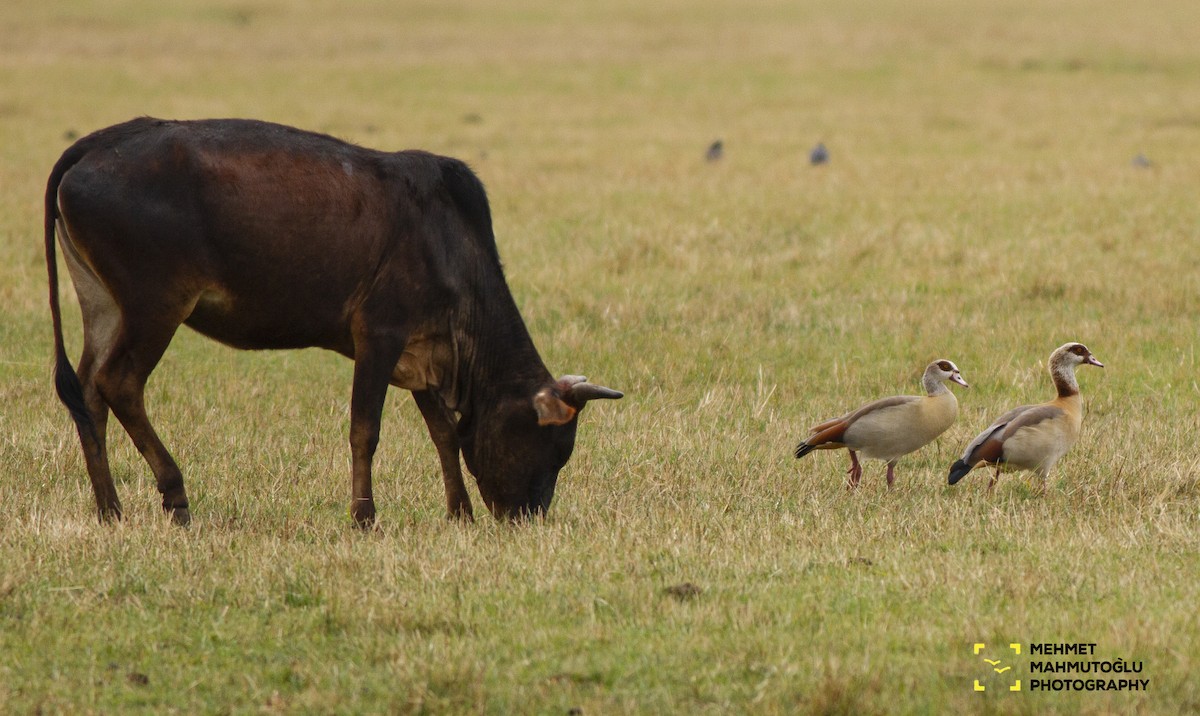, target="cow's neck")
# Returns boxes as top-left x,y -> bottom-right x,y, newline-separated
442,278 -> 550,419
